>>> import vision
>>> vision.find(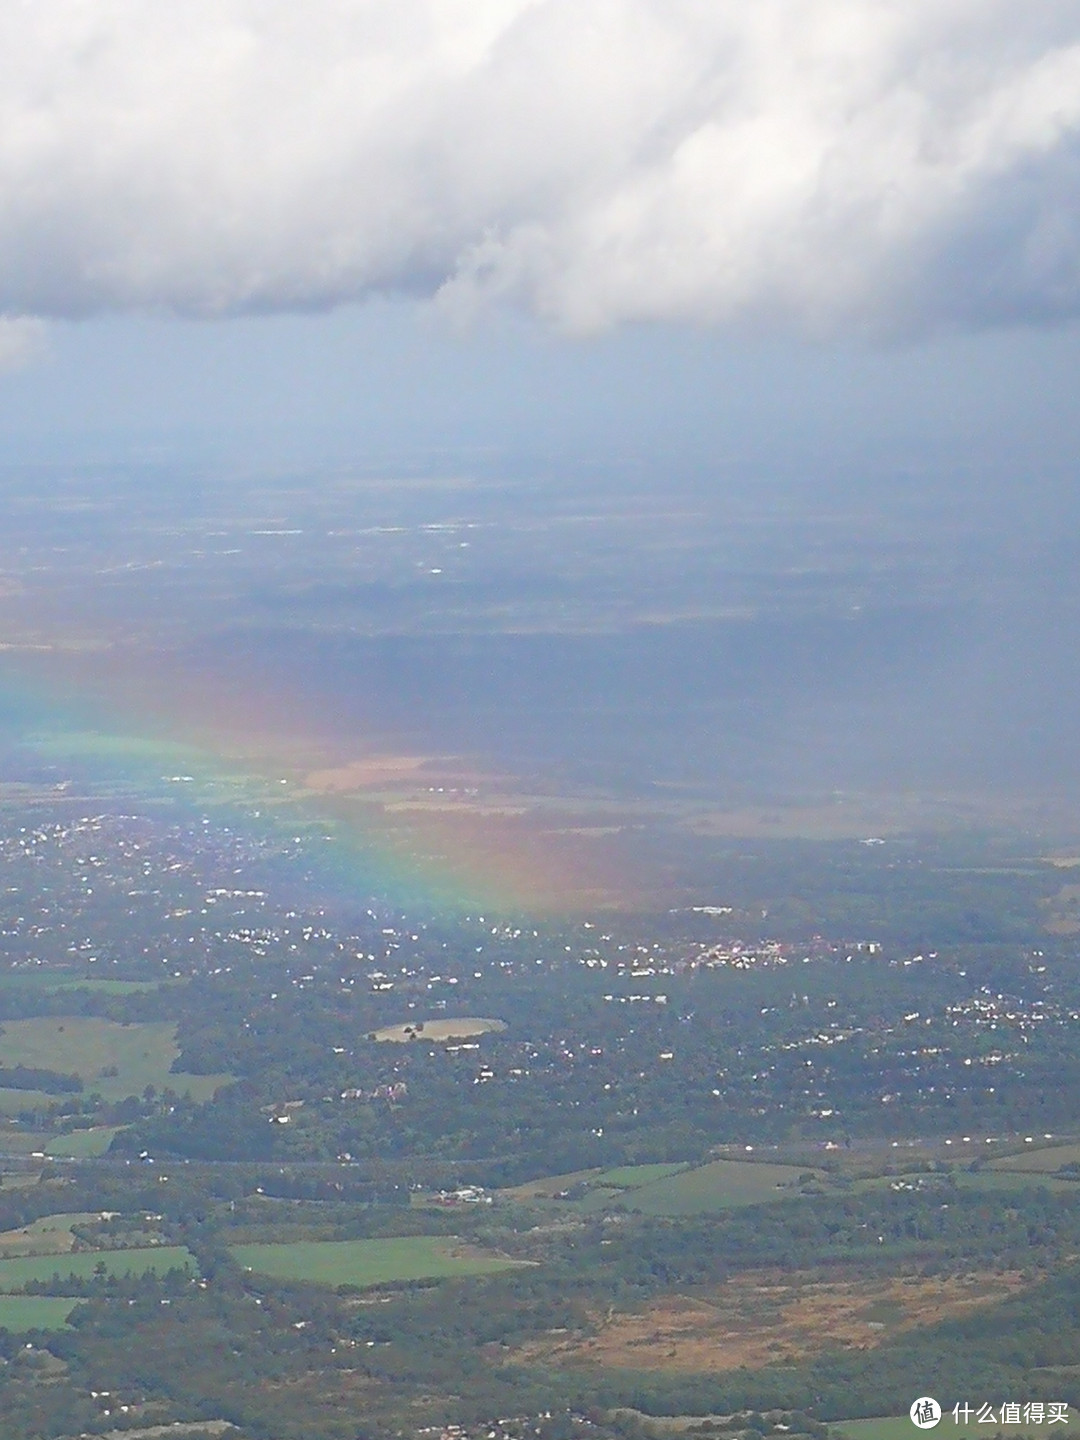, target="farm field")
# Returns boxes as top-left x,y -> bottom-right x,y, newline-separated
989,1141 -> 1080,1172
0,1086 -> 59,1114
0,972 -> 178,995
953,1170 -> 1078,1194
626,1159 -> 817,1214
370,1017 -> 506,1043
835,1413 -> 1075,1440
519,1269 -> 1028,1373
0,1212 -> 100,1256
831,1421 -> 932,1440
0,1017 -> 230,1102
500,1168 -> 603,1201
0,1295 -> 79,1330
230,1235 -> 521,1289
45,1126 -> 122,1158
597,1163 -> 689,1188
0,1245 -> 196,1291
